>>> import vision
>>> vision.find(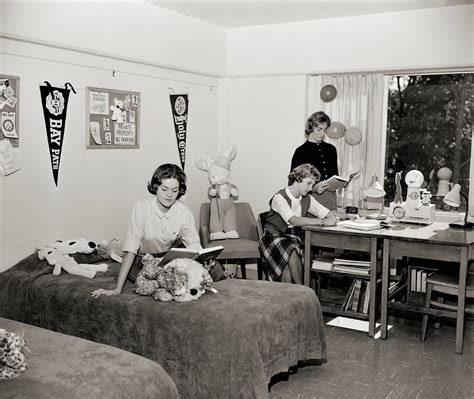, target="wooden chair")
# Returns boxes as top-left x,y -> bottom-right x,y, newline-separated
256,211 -> 269,281
199,202 -> 263,280
421,270 -> 474,353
